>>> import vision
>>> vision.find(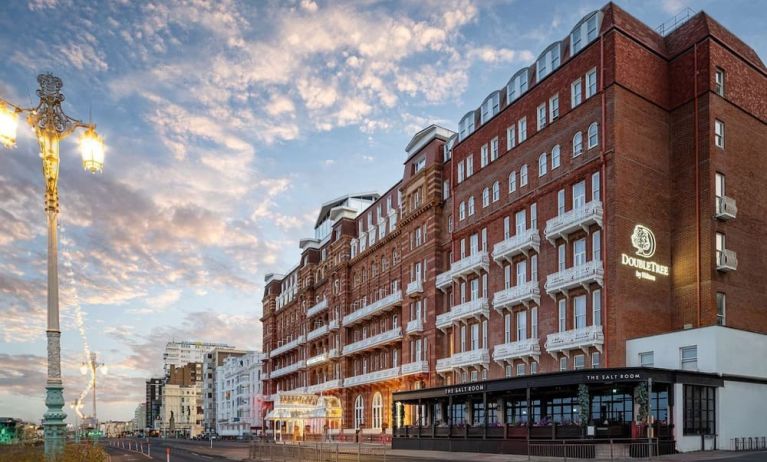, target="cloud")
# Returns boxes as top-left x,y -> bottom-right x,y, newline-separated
467,46 -> 535,64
